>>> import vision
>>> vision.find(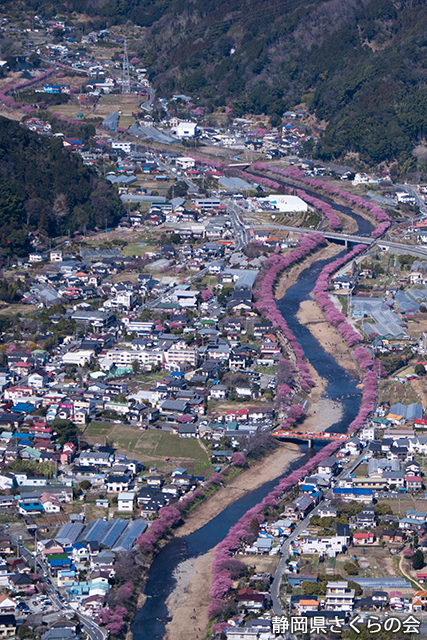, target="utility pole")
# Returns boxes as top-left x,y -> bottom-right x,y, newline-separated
34,529 -> 37,572
122,38 -> 131,93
